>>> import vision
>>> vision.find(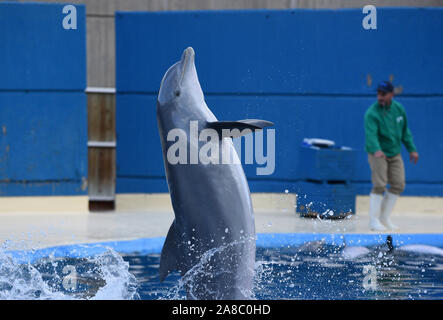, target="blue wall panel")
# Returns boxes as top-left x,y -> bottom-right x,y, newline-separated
0,3 -> 86,90
116,8 -> 443,196
0,92 -> 87,181
116,9 -> 443,95
116,94 -> 443,189
0,181 -> 87,197
0,3 -> 87,196
116,177 -> 168,194
116,94 -> 162,178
